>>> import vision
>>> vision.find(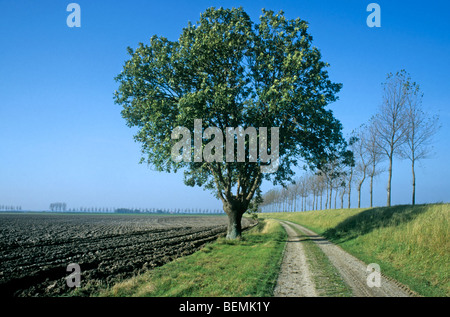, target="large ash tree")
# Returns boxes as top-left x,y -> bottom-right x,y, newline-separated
114,7 -> 347,239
